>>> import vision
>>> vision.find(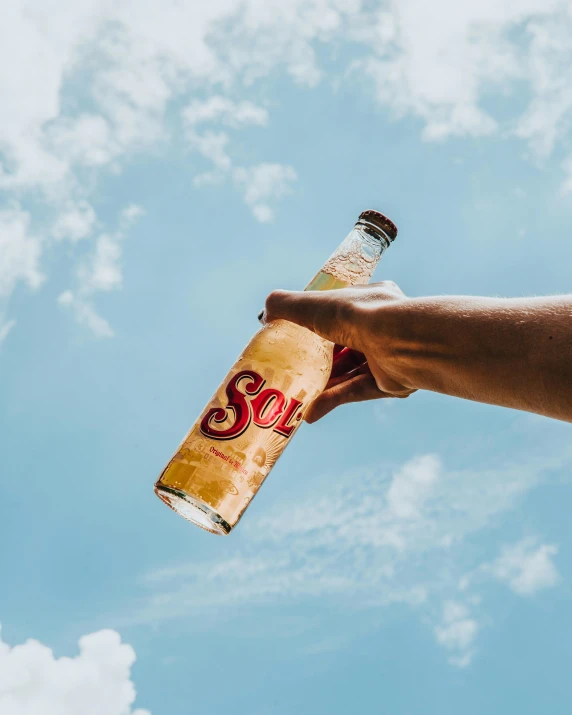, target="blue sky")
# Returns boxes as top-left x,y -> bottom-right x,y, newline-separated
1,1 -> 572,713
